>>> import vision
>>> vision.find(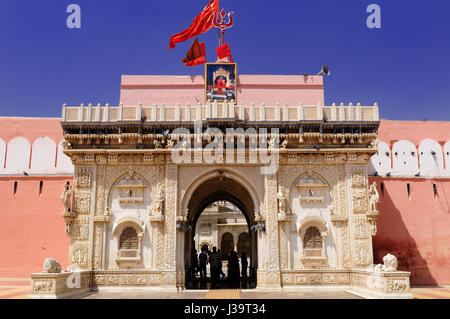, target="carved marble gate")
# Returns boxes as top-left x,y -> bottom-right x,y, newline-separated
29,101 -> 412,299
